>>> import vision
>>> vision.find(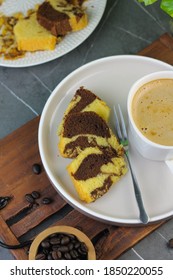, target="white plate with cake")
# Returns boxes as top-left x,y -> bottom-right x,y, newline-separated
0,0 -> 106,67
39,55 -> 173,225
